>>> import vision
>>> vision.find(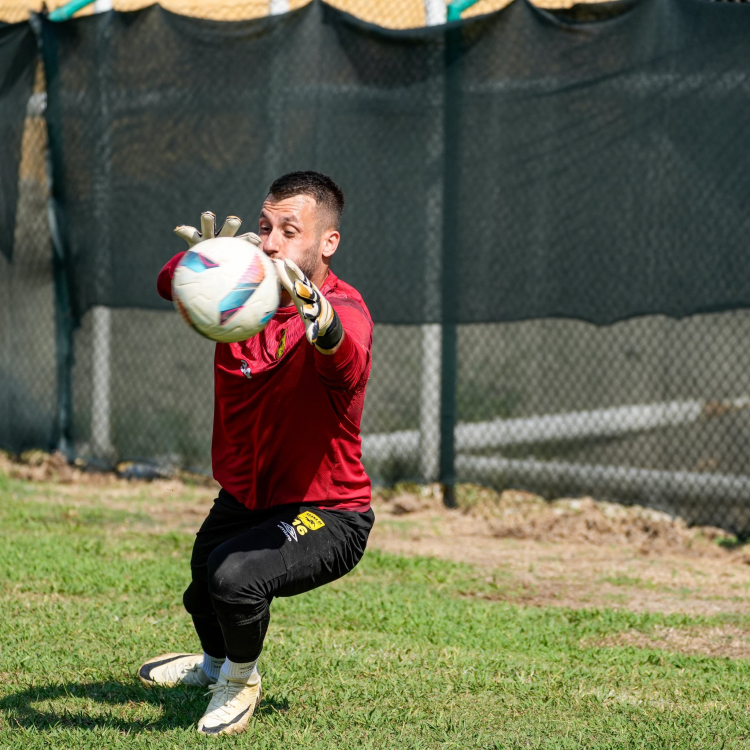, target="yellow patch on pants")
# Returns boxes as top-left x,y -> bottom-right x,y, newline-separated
292,511 -> 326,536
